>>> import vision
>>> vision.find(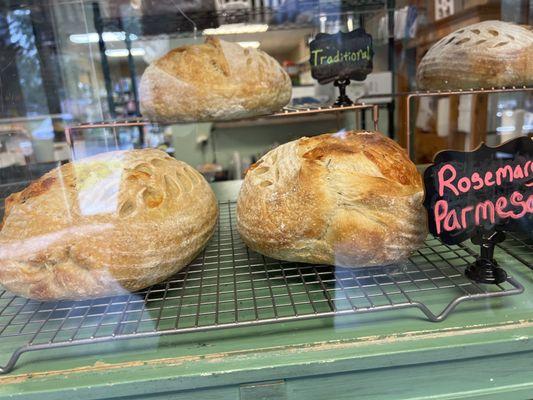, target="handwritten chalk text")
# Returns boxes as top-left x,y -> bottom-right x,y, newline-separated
433,162 -> 532,234
311,46 -> 371,66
